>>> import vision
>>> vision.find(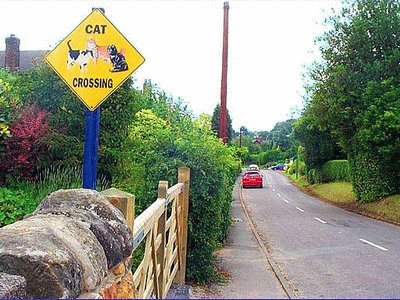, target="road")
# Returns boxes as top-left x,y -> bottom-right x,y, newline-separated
241,170 -> 400,298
